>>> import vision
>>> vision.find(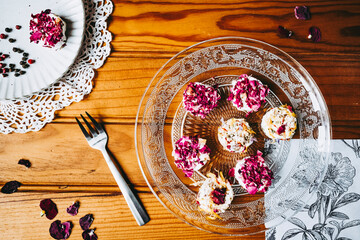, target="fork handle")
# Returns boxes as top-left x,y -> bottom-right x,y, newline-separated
101,149 -> 150,226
